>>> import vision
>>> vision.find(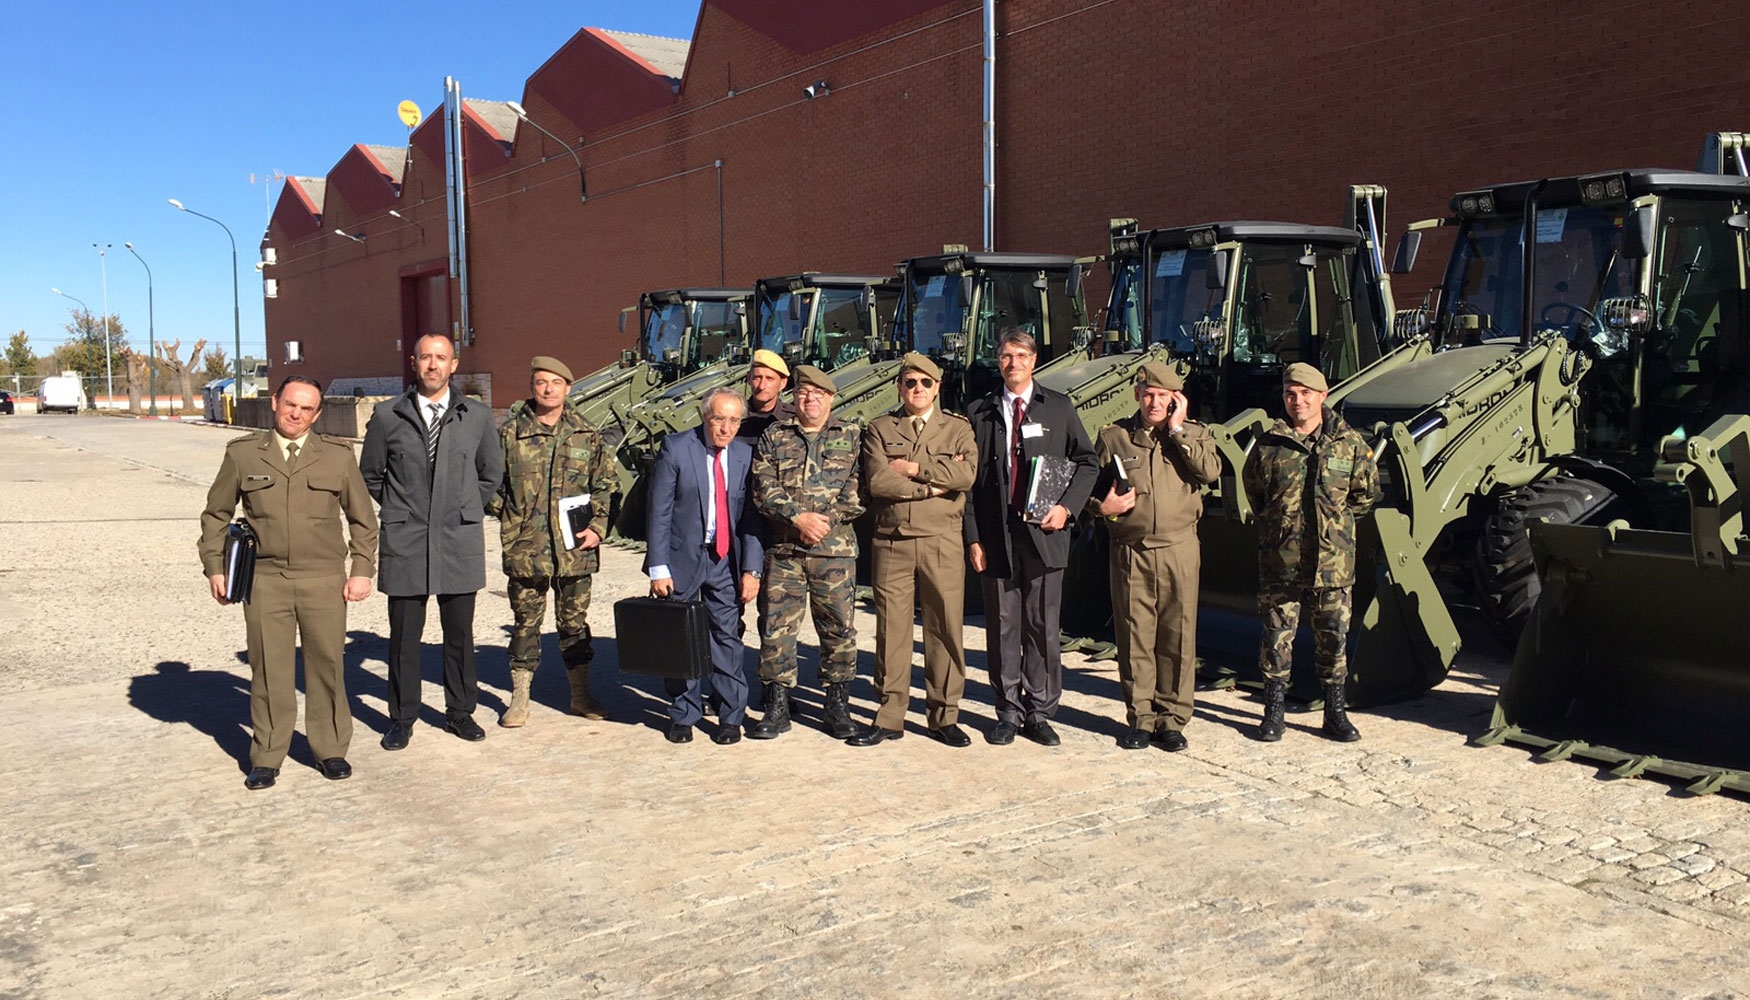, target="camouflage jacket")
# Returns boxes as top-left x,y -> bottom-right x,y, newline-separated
1241,406 -> 1380,589
753,416 -> 865,558
487,400 -> 616,578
